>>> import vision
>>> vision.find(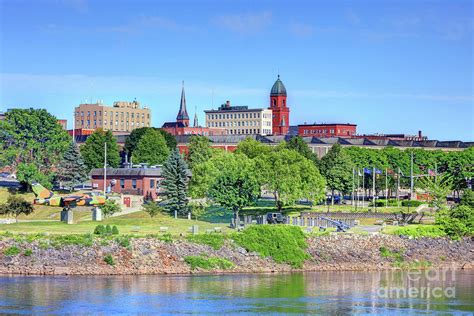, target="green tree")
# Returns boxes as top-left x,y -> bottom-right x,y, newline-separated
142,202 -> 163,218
460,190 -> 474,208
162,149 -> 189,217
16,163 -> 53,190
436,205 -> 473,239
417,174 -> 452,210
187,135 -> 212,169
102,199 -> 121,217
319,144 -> 353,203
158,129 -> 178,151
208,154 -> 260,227
286,136 -> 318,163
124,127 -> 176,158
258,148 -> 326,212
56,142 -> 89,189
188,200 -> 208,221
234,137 -> 271,159
0,196 -> 34,222
0,108 -> 70,177
81,129 -> 120,171
132,129 -> 169,165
